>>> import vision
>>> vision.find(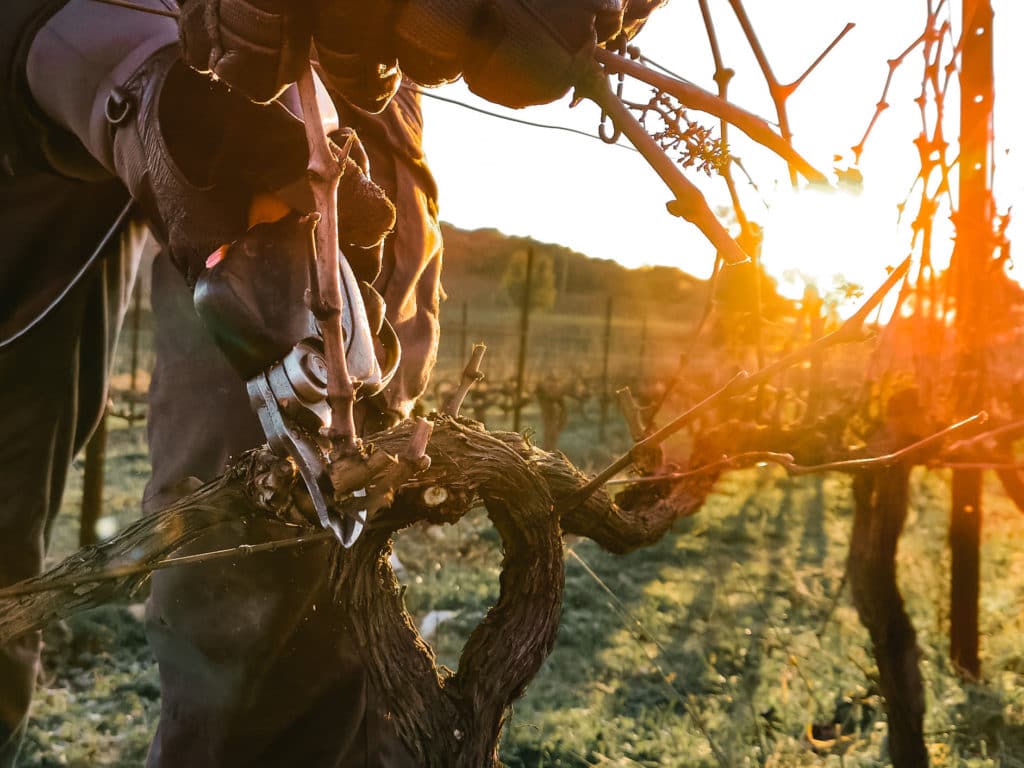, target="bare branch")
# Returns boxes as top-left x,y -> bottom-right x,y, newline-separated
604,451 -> 794,486
594,49 -> 828,184
566,256 -> 911,508
442,344 -> 487,418
944,417 -> 1024,454
791,23 -> 857,90
605,412 -> 985,497
297,65 -> 361,459
789,413 -> 986,475
0,530 -> 334,602
851,32 -> 928,162
579,66 -> 750,266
